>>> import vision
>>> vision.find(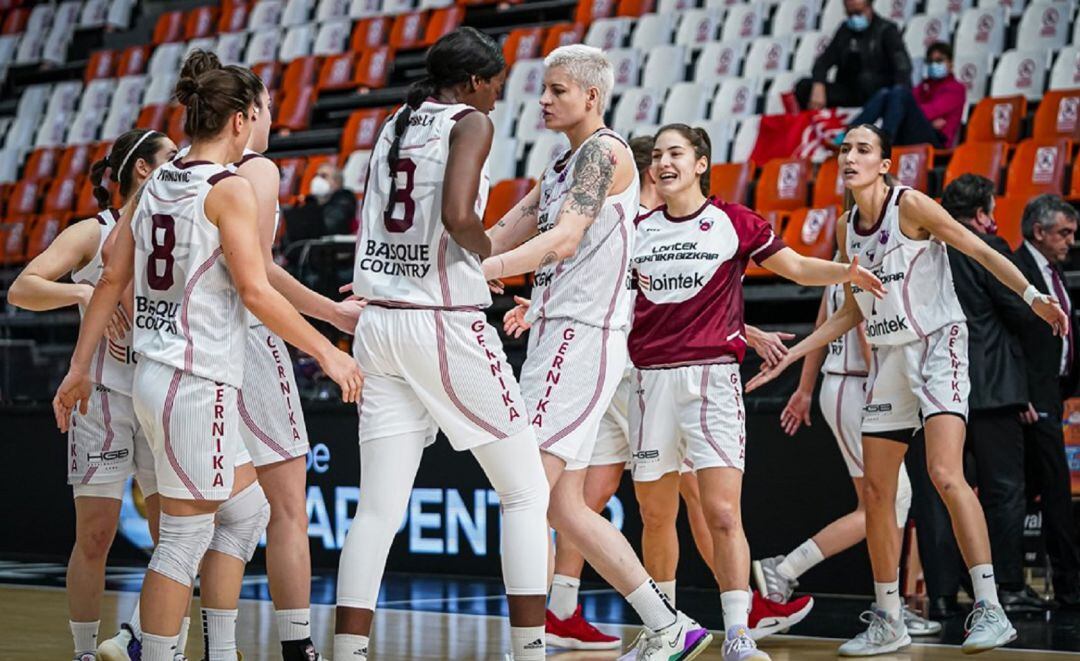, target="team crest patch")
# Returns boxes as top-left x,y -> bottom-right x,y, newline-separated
699,219 -> 712,231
